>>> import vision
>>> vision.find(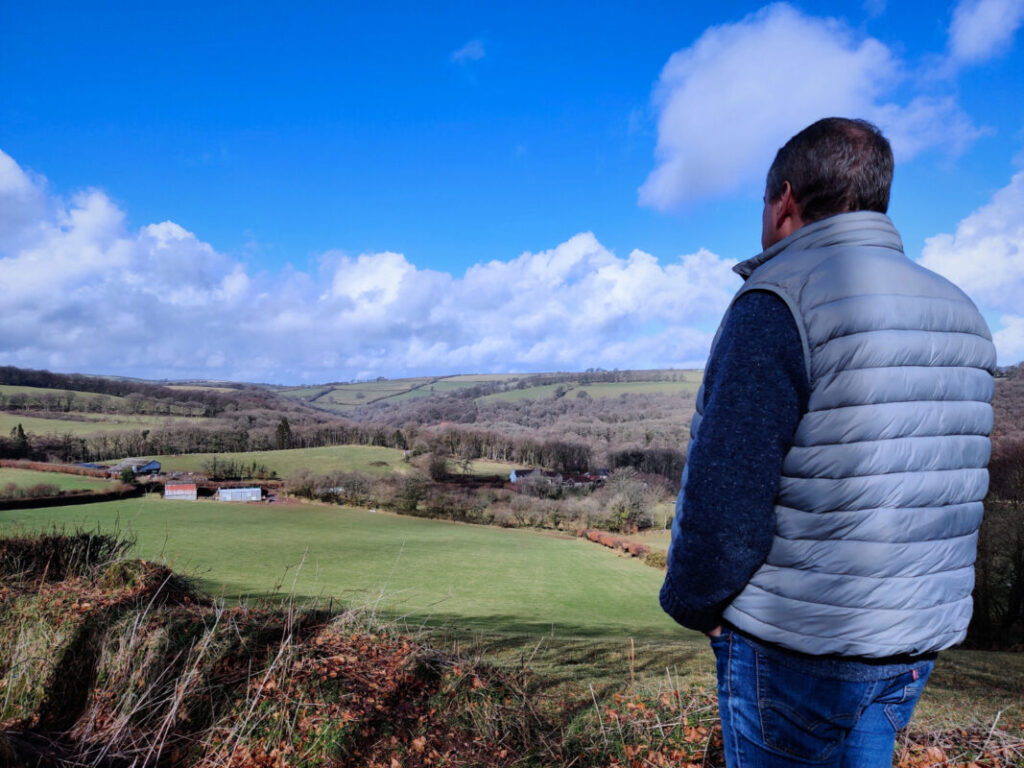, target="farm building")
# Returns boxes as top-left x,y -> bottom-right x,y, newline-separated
164,483 -> 197,501
108,458 -> 161,476
217,487 -> 262,502
509,469 -> 562,484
